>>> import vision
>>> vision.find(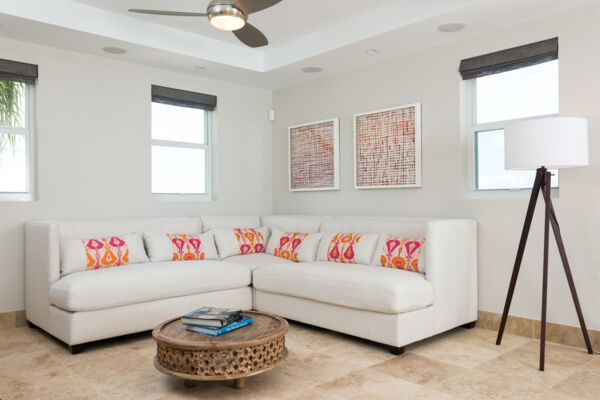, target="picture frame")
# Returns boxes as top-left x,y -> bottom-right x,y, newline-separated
353,103 -> 422,189
288,118 -> 340,192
